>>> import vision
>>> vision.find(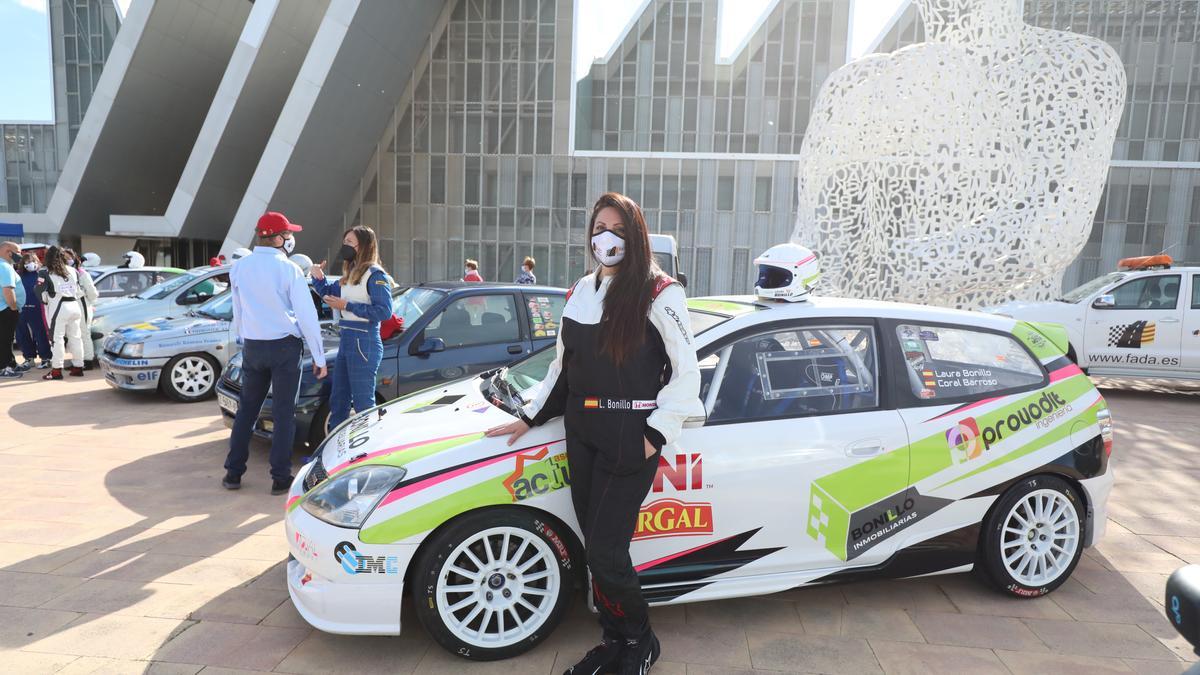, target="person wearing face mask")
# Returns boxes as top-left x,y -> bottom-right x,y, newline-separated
40,246 -> 86,380
0,242 -> 26,378
310,226 -> 394,429
63,249 -> 100,368
223,212 -> 328,495
515,256 -> 537,285
462,259 -> 483,282
14,252 -> 51,370
487,193 -> 703,675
